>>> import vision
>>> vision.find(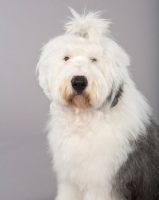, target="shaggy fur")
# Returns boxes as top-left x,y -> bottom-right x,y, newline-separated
114,120 -> 159,200
36,8 -> 159,200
